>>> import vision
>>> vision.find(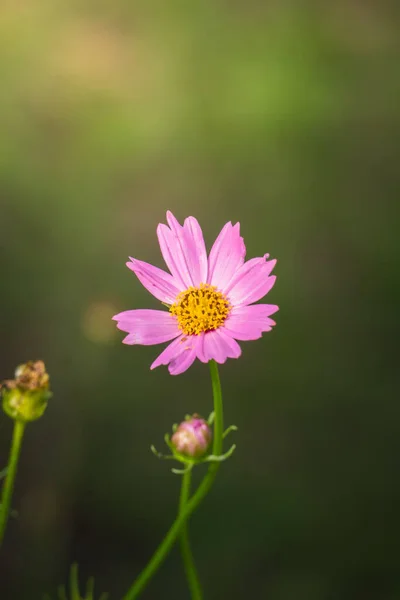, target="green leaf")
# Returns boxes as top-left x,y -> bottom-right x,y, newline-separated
70,563 -> 80,600
47,564 -> 107,600
84,576 -> 94,600
57,585 -> 68,600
